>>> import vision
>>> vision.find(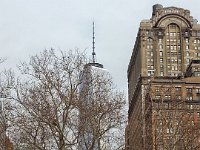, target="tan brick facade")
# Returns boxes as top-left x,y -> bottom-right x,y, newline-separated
126,4 -> 200,150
